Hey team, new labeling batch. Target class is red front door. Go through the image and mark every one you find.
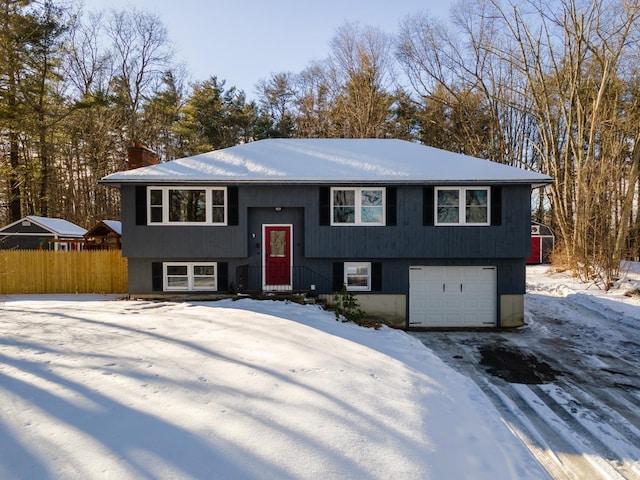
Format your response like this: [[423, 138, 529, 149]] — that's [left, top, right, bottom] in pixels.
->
[[264, 225, 291, 287]]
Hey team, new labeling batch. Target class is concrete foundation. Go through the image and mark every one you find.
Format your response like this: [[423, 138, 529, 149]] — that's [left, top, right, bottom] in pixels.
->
[[321, 293, 407, 328], [500, 294, 525, 327]]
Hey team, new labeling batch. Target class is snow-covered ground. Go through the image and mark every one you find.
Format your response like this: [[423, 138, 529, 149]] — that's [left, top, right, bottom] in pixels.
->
[[0, 264, 638, 479], [413, 264, 640, 480]]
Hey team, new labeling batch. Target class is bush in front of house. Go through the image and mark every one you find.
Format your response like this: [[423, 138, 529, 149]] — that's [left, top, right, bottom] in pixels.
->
[[333, 284, 365, 325]]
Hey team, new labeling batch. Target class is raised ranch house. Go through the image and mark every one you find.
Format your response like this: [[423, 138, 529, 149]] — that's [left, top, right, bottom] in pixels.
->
[[100, 138, 552, 328]]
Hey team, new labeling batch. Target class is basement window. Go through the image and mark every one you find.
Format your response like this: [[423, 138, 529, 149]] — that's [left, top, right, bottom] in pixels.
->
[[164, 262, 217, 291], [344, 262, 371, 291]]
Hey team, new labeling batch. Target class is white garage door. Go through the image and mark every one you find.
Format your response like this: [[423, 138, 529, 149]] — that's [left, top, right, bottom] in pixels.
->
[[409, 266, 497, 327]]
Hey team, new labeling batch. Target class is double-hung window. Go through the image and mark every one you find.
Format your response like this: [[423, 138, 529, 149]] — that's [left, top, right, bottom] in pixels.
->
[[148, 187, 227, 225], [344, 262, 372, 291], [435, 187, 490, 225], [331, 187, 385, 226], [164, 262, 217, 291]]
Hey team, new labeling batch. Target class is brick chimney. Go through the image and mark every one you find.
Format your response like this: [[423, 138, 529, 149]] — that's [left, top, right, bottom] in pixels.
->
[[127, 142, 159, 169]]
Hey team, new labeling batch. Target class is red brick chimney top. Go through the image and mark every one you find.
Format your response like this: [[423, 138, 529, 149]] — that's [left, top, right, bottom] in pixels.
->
[[128, 143, 159, 170]]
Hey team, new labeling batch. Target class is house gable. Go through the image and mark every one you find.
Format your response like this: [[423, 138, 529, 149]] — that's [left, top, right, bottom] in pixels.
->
[[0, 216, 86, 250]]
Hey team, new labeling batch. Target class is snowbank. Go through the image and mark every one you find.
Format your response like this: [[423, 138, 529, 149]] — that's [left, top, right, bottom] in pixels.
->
[[0, 296, 547, 479]]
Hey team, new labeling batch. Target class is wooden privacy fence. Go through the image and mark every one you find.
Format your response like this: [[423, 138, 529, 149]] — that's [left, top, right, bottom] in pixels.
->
[[0, 250, 128, 294]]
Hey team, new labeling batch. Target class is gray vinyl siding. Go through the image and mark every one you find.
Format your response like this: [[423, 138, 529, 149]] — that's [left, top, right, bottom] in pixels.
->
[[122, 184, 531, 259], [301, 258, 524, 295], [127, 257, 247, 294], [306, 185, 530, 258], [127, 257, 525, 297], [121, 183, 532, 296], [0, 223, 54, 250], [246, 206, 305, 268], [121, 185, 248, 258], [1, 223, 50, 234]]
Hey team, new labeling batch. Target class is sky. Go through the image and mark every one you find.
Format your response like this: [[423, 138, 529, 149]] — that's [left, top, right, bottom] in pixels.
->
[[79, 0, 453, 98]]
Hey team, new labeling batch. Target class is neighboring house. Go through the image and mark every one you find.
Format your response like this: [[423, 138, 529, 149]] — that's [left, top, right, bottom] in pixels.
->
[[527, 221, 554, 265], [100, 138, 552, 328], [0, 215, 86, 251], [84, 220, 122, 250]]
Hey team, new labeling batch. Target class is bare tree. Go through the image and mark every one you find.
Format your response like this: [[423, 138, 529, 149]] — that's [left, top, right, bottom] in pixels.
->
[[106, 8, 173, 145], [55, 5, 177, 225], [396, 4, 537, 166], [294, 61, 336, 138], [58, 7, 123, 224], [328, 23, 396, 138], [489, 0, 640, 288], [397, 0, 640, 288]]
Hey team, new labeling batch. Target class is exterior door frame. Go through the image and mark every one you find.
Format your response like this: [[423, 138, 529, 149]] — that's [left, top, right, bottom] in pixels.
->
[[262, 223, 293, 290]]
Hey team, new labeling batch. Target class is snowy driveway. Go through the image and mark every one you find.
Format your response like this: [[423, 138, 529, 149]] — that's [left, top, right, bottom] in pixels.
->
[[0, 296, 547, 480], [411, 266, 640, 480]]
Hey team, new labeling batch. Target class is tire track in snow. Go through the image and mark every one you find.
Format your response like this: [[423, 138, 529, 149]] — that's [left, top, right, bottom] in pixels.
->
[[433, 334, 621, 478], [410, 323, 640, 480]]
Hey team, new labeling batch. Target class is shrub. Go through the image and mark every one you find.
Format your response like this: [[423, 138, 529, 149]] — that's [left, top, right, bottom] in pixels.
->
[[333, 284, 365, 324]]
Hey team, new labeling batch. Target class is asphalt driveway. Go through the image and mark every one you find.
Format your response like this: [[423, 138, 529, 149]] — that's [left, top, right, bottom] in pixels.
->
[[410, 290, 640, 480]]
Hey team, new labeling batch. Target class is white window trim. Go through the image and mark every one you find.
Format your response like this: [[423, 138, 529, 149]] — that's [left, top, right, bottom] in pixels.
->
[[344, 261, 372, 292], [330, 187, 386, 226], [163, 262, 218, 291], [148, 186, 227, 225], [434, 186, 490, 226]]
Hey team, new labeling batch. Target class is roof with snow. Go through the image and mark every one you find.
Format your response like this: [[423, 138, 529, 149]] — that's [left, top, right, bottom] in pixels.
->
[[0, 216, 86, 237], [84, 220, 122, 238], [101, 220, 122, 235], [100, 138, 552, 187]]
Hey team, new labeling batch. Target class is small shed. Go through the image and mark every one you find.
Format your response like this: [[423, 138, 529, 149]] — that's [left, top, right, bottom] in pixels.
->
[[527, 222, 554, 264], [84, 220, 122, 250], [0, 215, 86, 251]]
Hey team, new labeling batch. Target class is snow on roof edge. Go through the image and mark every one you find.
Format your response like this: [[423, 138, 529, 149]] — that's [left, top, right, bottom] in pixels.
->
[[14, 215, 87, 236], [99, 138, 553, 187], [100, 177, 552, 188]]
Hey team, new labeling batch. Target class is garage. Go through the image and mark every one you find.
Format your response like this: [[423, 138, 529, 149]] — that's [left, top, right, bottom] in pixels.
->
[[409, 266, 497, 327]]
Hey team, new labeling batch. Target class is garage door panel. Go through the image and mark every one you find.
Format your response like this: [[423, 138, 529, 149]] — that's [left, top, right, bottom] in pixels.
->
[[409, 266, 497, 327]]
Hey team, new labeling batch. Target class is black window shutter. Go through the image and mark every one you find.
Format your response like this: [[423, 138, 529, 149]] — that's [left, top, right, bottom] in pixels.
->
[[151, 262, 163, 291], [319, 187, 330, 226], [423, 186, 434, 226], [491, 186, 502, 226], [332, 262, 344, 291], [371, 262, 382, 291], [228, 186, 239, 225], [218, 262, 228, 292], [385, 187, 397, 226], [135, 186, 147, 225]]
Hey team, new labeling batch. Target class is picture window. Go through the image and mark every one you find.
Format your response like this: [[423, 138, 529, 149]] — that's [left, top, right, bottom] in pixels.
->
[[148, 187, 227, 225], [331, 187, 385, 226], [435, 187, 489, 225]]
